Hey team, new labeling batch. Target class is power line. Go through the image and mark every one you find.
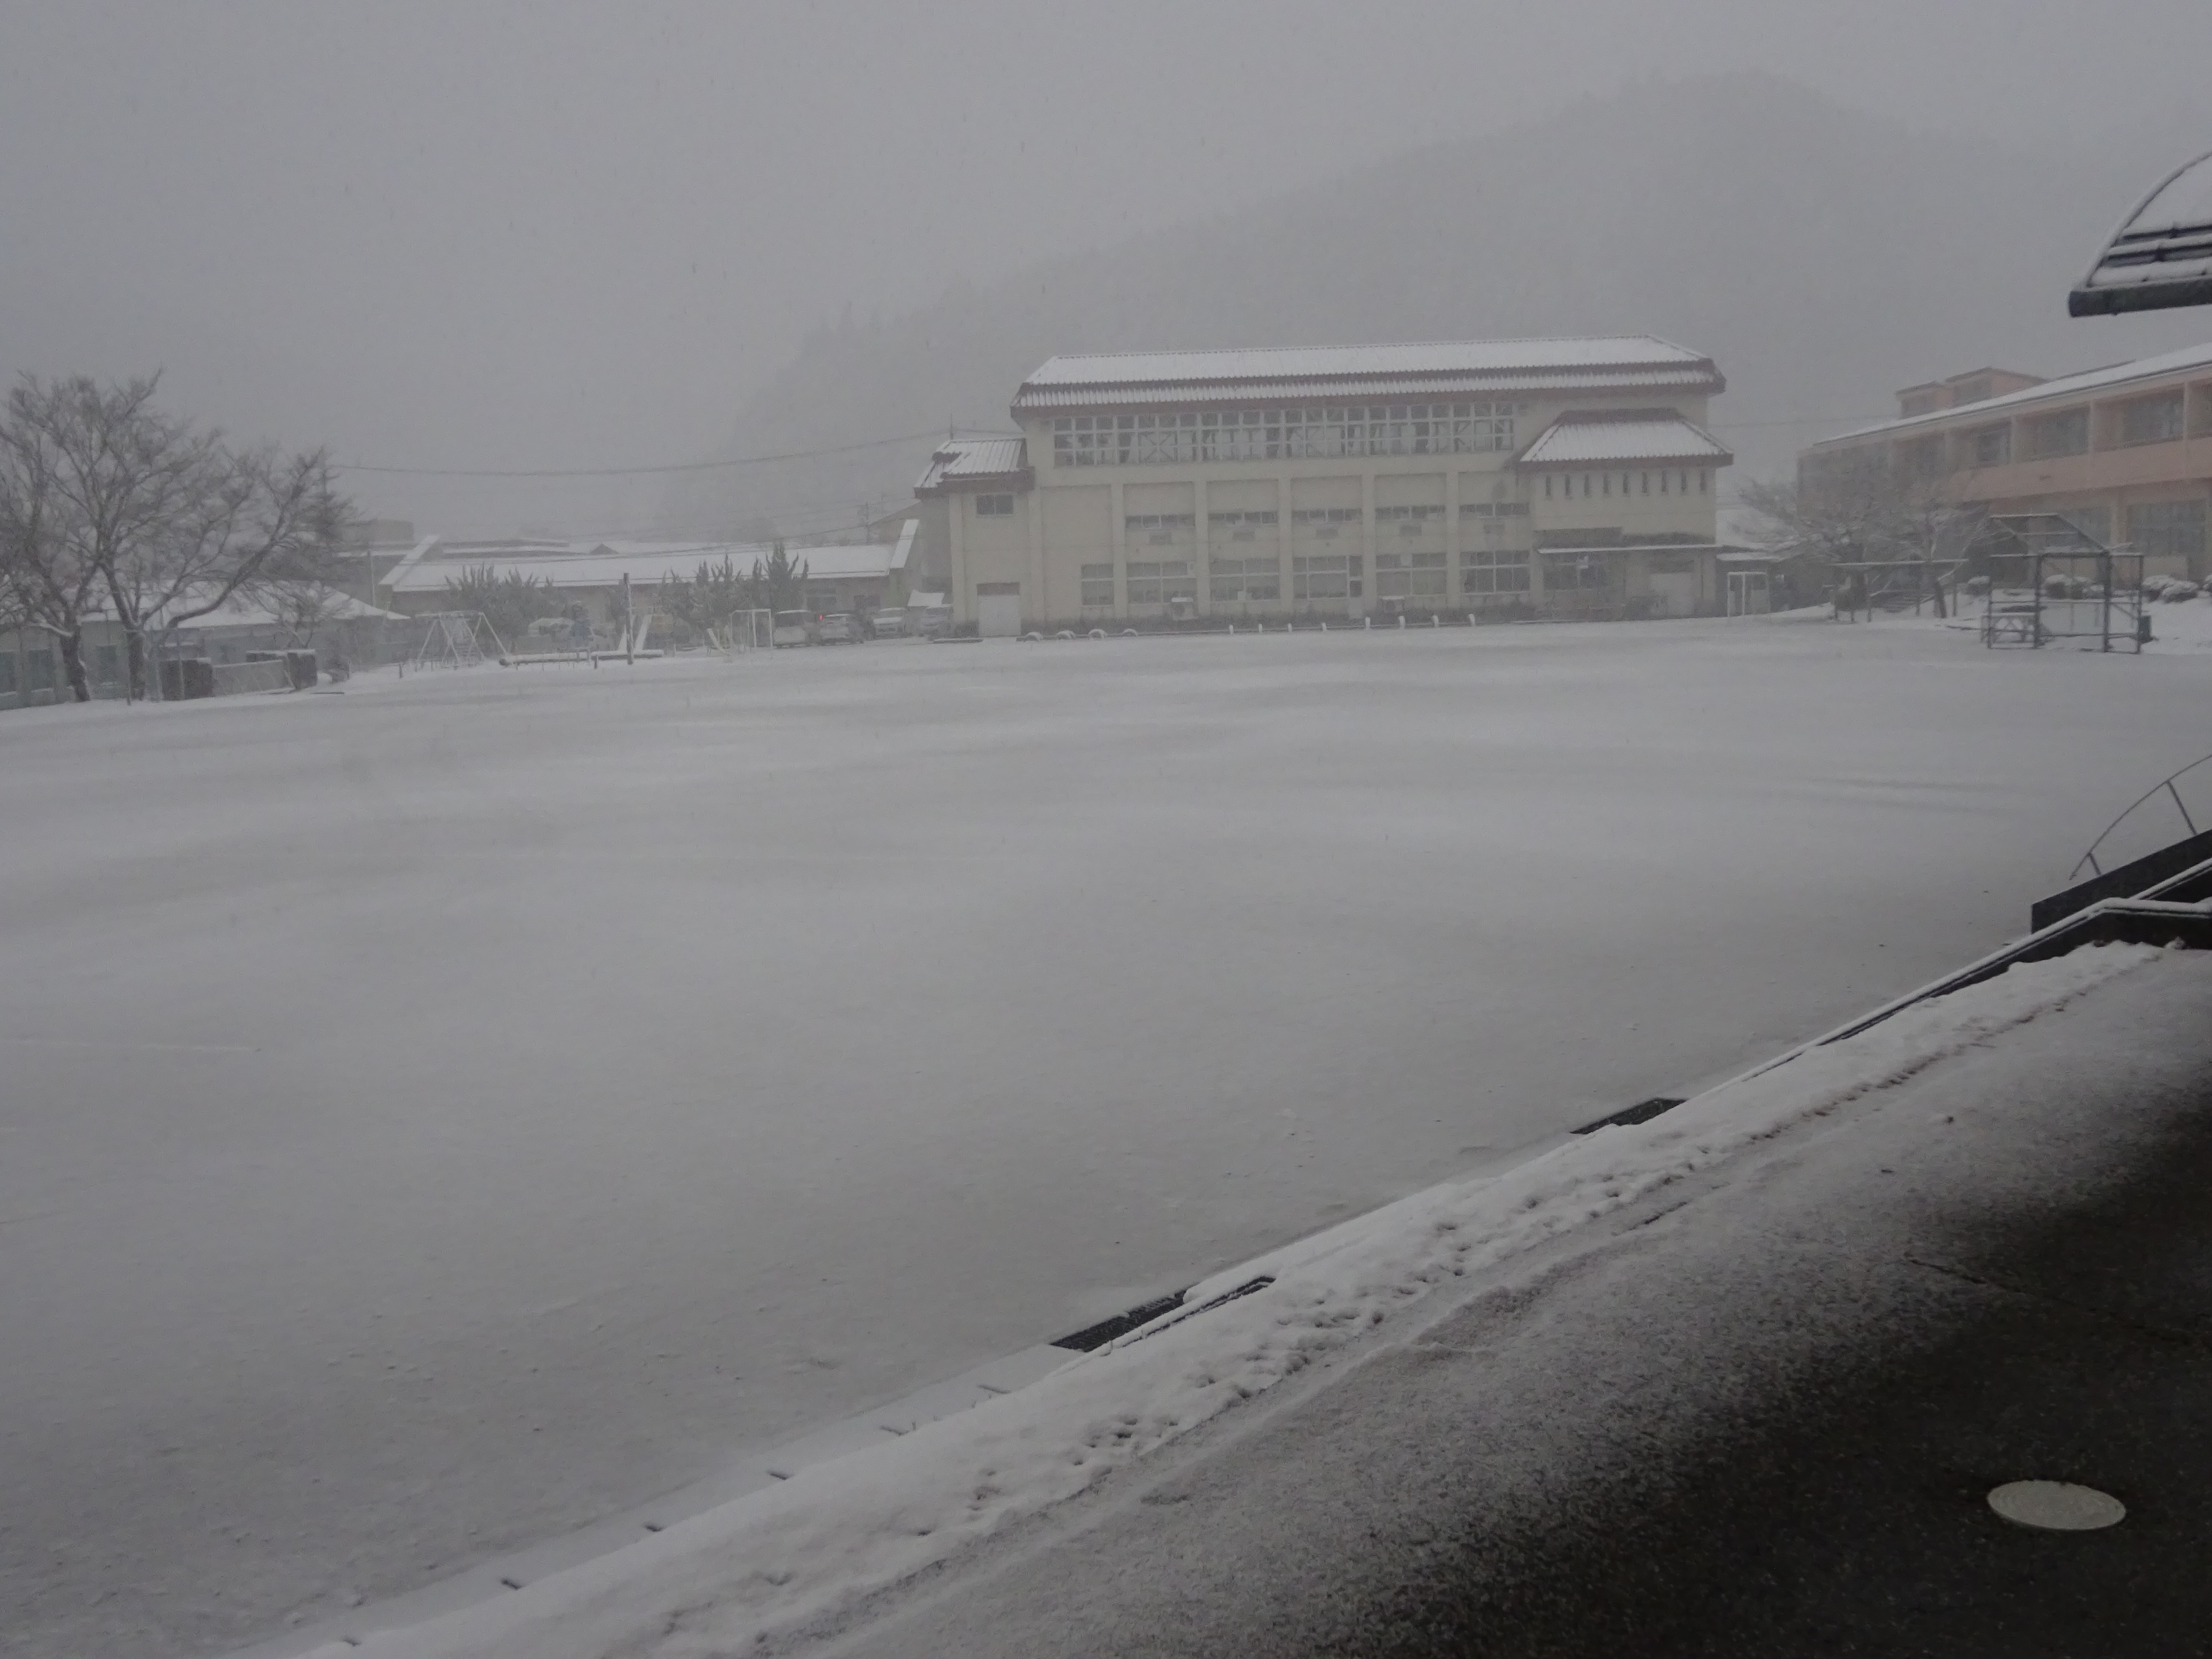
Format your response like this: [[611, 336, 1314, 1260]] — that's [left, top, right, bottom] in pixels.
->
[[334, 426, 969, 480]]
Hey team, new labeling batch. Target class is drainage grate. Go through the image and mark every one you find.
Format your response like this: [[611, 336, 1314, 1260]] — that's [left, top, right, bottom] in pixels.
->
[[1574, 1096, 1687, 1134], [1052, 1291, 1188, 1352], [1118, 1276, 1275, 1348]]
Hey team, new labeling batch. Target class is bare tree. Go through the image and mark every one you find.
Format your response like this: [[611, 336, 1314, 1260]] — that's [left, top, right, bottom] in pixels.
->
[[0, 376, 151, 700], [106, 444, 347, 699], [1738, 454, 1981, 618], [0, 373, 347, 701], [262, 551, 357, 654]]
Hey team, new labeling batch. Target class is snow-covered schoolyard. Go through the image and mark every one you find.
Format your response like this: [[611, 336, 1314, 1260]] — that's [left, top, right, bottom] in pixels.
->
[[3, 613, 2207, 1658]]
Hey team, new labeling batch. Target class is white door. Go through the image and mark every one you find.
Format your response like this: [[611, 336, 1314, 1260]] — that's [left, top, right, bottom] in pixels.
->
[[1649, 572, 1698, 617], [1726, 571, 1770, 616], [977, 595, 1023, 638]]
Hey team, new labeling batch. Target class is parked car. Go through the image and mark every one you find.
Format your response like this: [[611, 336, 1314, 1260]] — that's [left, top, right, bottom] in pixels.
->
[[867, 608, 908, 638], [772, 610, 816, 647], [816, 613, 866, 644], [912, 604, 954, 639]]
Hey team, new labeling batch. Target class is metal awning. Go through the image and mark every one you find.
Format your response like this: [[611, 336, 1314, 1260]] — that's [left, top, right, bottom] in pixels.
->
[[2070, 149, 2212, 316]]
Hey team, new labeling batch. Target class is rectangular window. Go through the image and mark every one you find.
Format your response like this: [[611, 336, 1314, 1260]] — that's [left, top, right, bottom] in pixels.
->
[[974, 493, 1015, 516], [0, 652, 15, 695], [975, 581, 1020, 595], [2126, 499, 2207, 562], [94, 644, 120, 684], [1374, 549, 1448, 598], [1209, 557, 1280, 602], [1897, 436, 1944, 478], [1377, 505, 1444, 539], [1061, 401, 1520, 465], [2060, 504, 2111, 545], [1290, 506, 1359, 541], [1125, 513, 1194, 547], [2117, 393, 2185, 447], [26, 647, 56, 691], [2028, 408, 2090, 458], [1080, 564, 1115, 607], [1124, 561, 1194, 605], [1970, 424, 2012, 468], [1542, 552, 1610, 591], [1460, 548, 1531, 594], [1292, 553, 1362, 600]]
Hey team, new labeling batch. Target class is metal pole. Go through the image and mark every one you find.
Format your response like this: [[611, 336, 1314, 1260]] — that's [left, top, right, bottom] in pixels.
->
[[622, 572, 634, 666], [2102, 551, 2113, 652]]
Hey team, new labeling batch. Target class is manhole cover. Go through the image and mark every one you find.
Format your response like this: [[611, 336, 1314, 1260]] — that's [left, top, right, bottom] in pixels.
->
[[1986, 1480, 2126, 1532]]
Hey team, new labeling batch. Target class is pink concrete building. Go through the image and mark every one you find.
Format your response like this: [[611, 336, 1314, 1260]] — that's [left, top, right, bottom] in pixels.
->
[[1800, 342, 2212, 578]]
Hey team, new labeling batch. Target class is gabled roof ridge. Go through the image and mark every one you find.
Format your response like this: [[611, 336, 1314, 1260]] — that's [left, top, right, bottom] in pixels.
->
[[1032, 333, 1693, 366], [1021, 337, 1716, 393]]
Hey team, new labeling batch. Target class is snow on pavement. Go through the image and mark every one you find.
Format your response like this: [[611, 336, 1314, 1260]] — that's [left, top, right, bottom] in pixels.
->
[[349, 939, 2165, 1659]]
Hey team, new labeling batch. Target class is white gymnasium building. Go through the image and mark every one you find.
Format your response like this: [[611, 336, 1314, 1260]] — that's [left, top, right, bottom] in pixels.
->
[[915, 337, 1745, 634]]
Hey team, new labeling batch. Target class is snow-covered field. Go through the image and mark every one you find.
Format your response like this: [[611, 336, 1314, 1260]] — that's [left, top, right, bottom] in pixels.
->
[[3, 615, 2207, 1659]]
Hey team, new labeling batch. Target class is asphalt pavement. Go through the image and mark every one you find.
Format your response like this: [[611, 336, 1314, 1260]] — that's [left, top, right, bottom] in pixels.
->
[[814, 950, 2212, 1658]]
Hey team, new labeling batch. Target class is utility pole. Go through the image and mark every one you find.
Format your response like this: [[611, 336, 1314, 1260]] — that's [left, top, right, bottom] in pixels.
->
[[621, 572, 634, 665]]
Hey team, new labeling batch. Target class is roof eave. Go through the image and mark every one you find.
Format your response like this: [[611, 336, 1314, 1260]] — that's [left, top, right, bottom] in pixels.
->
[[915, 466, 1034, 499]]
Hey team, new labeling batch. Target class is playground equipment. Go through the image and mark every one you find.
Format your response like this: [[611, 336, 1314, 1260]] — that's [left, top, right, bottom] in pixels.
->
[[1973, 513, 2144, 653], [411, 612, 507, 670]]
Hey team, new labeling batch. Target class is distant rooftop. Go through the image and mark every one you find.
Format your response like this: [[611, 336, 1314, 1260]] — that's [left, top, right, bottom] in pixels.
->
[[1516, 411, 1733, 469], [384, 536, 911, 596], [1013, 337, 1723, 412], [1816, 338, 2212, 447]]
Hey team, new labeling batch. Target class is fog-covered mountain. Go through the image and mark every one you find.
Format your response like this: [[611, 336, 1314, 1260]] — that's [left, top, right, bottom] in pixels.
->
[[667, 73, 2210, 540]]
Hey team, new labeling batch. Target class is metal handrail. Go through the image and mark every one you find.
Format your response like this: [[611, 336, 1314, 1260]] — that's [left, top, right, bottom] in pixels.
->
[[2070, 750, 2212, 880]]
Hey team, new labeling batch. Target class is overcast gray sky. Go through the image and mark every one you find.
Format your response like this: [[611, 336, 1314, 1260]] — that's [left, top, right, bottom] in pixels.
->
[[4, 0, 2209, 534]]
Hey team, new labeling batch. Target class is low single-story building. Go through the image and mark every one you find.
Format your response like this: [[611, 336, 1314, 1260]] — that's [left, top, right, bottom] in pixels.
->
[[1, 589, 407, 713], [0, 621, 127, 709], [380, 528, 920, 623]]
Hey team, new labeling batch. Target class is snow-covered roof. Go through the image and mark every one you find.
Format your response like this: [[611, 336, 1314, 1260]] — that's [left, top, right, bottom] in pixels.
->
[[1815, 337, 2212, 446], [385, 539, 905, 596], [1013, 337, 1722, 412], [84, 587, 409, 630], [1515, 412, 1733, 468], [914, 437, 1031, 493], [182, 592, 410, 630]]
